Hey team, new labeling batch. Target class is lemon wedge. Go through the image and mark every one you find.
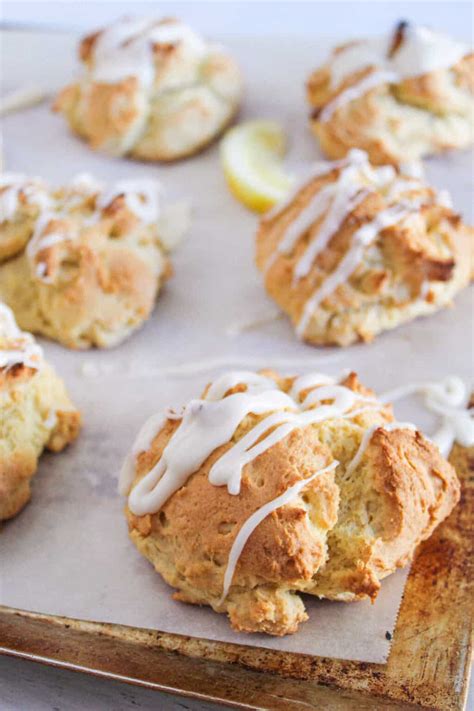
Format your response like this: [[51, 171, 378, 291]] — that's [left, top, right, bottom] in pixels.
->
[[220, 120, 293, 213]]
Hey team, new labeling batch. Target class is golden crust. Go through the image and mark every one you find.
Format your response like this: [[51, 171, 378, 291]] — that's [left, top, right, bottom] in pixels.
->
[[308, 427, 460, 601], [0, 179, 174, 349], [256, 158, 473, 346], [307, 48, 474, 164], [53, 18, 243, 162], [125, 371, 460, 636], [0, 330, 81, 520]]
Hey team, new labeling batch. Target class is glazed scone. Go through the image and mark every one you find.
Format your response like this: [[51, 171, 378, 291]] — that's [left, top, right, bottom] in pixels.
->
[[0, 304, 80, 520], [54, 17, 243, 161], [256, 149, 472, 347], [307, 22, 474, 164], [120, 369, 462, 636], [0, 173, 189, 349]]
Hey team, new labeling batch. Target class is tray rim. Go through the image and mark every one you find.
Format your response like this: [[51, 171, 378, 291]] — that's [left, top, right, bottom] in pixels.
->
[[1, 444, 472, 711]]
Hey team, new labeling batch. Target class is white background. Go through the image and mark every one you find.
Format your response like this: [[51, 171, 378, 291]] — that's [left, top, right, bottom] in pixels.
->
[[0, 2, 473, 710], [1, 0, 472, 40]]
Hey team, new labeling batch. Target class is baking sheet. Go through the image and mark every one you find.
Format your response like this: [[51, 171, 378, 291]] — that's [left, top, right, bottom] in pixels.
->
[[0, 29, 472, 664]]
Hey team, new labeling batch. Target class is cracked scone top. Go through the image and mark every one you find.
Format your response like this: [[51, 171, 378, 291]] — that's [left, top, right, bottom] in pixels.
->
[[54, 16, 243, 161], [256, 149, 472, 346], [121, 369, 462, 636], [307, 22, 473, 164], [0, 172, 189, 349], [0, 304, 80, 520]]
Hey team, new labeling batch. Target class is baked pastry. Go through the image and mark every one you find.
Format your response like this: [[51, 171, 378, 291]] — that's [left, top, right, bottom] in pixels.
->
[[0, 304, 80, 520], [54, 17, 243, 161], [307, 22, 474, 164], [0, 172, 189, 348], [121, 369, 461, 636], [256, 149, 472, 346]]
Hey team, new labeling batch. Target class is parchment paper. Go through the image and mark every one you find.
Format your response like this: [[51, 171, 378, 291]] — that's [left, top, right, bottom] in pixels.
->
[[0, 30, 472, 664]]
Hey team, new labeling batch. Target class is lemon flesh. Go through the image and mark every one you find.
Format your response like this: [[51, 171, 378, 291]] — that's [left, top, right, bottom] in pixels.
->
[[220, 120, 293, 213]]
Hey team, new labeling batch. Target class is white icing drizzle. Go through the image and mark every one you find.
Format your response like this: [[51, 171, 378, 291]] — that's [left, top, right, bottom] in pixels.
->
[[26, 211, 73, 259], [127, 388, 295, 514], [399, 161, 425, 180], [320, 69, 398, 122], [345, 421, 416, 477], [119, 412, 168, 496], [263, 150, 367, 224], [0, 303, 21, 338], [380, 376, 474, 457], [385, 176, 423, 200], [122, 370, 387, 599], [320, 24, 469, 122], [0, 173, 51, 222], [97, 178, 162, 224], [296, 201, 415, 338], [122, 370, 379, 509], [293, 187, 369, 283], [90, 17, 207, 89], [218, 460, 339, 604], [264, 161, 343, 223], [43, 410, 58, 430], [265, 150, 390, 278], [204, 370, 279, 400], [289, 372, 336, 398], [0, 303, 43, 371], [271, 186, 334, 266], [391, 25, 470, 78]]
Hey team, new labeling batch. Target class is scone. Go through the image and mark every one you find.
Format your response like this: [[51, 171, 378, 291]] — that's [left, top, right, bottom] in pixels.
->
[[307, 22, 474, 164], [0, 172, 189, 349], [54, 17, 243, 161], [256, 149, 472, 346], [0, 304, 80, 520], [120, 369, 461, 636]]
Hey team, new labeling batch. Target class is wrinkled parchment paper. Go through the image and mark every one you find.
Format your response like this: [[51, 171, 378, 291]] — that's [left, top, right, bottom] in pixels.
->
[[0, 30, 472, 663]]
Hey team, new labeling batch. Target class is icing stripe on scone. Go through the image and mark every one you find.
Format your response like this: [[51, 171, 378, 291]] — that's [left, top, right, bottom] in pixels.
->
[[264, 150, 395, 278], [319, 23, 469, 122], [345, 421, 416, 477], [97, 178, 162, 224], [380, 376, 474, 457], [296, 201, 417, 337], [320, 70, 399, 122], [90, 17, 208, 89], [219, 459, 339, 603], [0, 173, 51, 222], [0, 303, 43, 370]]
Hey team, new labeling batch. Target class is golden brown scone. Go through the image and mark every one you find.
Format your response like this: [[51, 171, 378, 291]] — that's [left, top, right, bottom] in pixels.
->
[[256, 149, 473, 347], [0, 304, 81, 520], [120, 369, 461, 636], [54, 17, 243, 162], [0, 173, 189, 349], [307, 22, 474, 164]]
